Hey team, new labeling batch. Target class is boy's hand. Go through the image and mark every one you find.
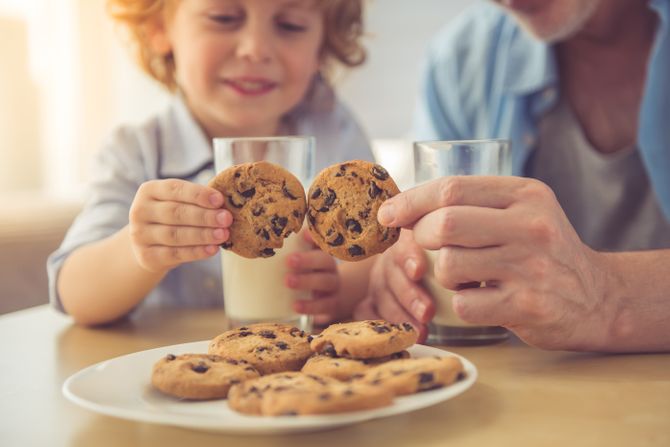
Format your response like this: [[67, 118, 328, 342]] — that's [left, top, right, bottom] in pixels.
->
[[128, 179, 232, 272], [285, 230, 342, 325]]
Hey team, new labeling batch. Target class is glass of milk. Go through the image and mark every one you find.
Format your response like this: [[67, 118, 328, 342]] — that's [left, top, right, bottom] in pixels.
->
[[213, 137, 315, 331], [414, 139, 512, 345]]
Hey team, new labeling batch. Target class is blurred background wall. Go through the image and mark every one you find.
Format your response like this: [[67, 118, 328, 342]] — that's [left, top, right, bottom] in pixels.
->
[[0, 0, 471, 312]]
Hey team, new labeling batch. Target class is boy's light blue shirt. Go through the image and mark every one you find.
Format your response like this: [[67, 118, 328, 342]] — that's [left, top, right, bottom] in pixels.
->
[[47, 93, 373, 314], [414, 0, 670, 220]]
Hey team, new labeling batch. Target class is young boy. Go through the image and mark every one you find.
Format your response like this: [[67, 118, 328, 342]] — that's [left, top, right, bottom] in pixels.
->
[[48, 0, 375, 326]]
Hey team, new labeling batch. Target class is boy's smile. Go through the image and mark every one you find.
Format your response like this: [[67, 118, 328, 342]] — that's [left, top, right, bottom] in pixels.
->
[[222, 76, 278, 96]]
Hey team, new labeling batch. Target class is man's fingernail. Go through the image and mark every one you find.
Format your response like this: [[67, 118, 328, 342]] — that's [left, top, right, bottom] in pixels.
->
[[405, 258, 418, 277], [410, 299, 427, 320], [377, 202, 394, 225]]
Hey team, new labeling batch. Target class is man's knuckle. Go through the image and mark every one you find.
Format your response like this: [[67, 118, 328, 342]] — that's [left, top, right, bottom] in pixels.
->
[[527, 216, 557, 245], [438, 177, 462, 207], [438, 208, 458, 238]]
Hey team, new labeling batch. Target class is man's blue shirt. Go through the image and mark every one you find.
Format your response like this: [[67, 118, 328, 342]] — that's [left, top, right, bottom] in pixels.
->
[[414, 0, 670, 219]]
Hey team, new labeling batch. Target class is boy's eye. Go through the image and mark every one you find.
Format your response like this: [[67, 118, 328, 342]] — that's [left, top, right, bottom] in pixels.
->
[[208, 14, 243, 25], [277, 21, 307, 33]]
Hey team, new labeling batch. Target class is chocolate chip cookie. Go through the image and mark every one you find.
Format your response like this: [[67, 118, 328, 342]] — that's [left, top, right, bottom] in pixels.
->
[[306, 161, 400, 261], [309, 320, 418, 359], [208, 161, 306, 258], [301, 351, 410, 381], [151, 353, 260, 400], [359, 356, 465, 396], [207, 323, 312, 375], [228, 371, 392, 416]]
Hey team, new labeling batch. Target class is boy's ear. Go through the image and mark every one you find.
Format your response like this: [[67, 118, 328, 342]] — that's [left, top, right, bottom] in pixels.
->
[[145, 16, 172, 56]]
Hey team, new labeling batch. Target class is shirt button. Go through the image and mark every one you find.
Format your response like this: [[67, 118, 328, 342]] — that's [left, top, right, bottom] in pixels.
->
[[204, 277, 217, 291], [523, 133, 536, 147], [542, 87, 557, 103]]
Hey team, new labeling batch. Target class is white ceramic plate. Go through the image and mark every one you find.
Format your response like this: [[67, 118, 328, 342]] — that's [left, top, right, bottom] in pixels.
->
[[63, 341, 477, 434]]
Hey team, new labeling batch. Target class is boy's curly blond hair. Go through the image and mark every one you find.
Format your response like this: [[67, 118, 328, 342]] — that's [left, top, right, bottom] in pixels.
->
[[107, 0, 366, 92]]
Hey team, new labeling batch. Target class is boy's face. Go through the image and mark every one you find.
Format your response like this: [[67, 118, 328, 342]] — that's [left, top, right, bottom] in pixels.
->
[[158, 0, 324, 137], [493, 0, 602, 43]]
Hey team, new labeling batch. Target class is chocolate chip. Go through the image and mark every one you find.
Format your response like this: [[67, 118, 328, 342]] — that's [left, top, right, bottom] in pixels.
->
[[343, 388, 354, 396], [307, 212, 316, 226], [324, 188, 337, 206], [290, 327, 301, 337], [282, 185, 298, 200], [166, 354, 176, 361], [255, 346, 270, 353], [239, 327, 248, 330], [252, 205, 265, 216], [227, 195, 243, 208], [192, 363, 209, 373], [345, 218, 362, 234], [260, 248, 275, 257], [307, 335, 314, 343], [359, 208, 370, 219], [275, 341, 289, 350], [281, 411, 298, 416], [245, 366, 256, 372], [259, 330, 277, 339], [240, 187, 256, 198], [318, 393, 331, 401], [230, 379, 241, 385], [328, 233, 344, 247], [271, 215, 288, 236], [234, 171, 241, 178], [261, 229, 270, 240], [220, 241, 233, 249], [225, 358, 239, 365], [308, 374, 329, 386], [348, 245, 365, 257], [418, 372, 434, 384], [369, 181, 382, 199], [402, 323, 414, 332], [372, 165, 389, 181], [238, 331, 253, 337], [323, 344, 337, 357], [372, 325, 391, 334], [292, 210, 301, 218], [351, 172, 358, 178], [311, 188, 322, 199]]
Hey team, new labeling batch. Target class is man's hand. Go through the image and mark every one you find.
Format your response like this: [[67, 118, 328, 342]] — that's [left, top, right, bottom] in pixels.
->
[[375, 175, 615, 351]]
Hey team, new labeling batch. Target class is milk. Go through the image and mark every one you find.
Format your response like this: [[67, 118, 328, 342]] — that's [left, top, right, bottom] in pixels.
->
[[222, 232, 311, 323], [423, 249, 476, 327]]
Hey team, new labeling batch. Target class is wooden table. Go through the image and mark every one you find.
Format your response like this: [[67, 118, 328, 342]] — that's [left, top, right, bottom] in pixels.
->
[[1, 305, 669, 446]]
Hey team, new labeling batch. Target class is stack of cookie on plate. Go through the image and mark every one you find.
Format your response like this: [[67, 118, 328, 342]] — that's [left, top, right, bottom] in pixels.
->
[[151, 320, 465, 416]]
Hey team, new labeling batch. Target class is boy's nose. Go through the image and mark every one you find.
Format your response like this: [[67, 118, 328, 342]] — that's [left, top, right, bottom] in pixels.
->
[[236, 24, 274, 63]]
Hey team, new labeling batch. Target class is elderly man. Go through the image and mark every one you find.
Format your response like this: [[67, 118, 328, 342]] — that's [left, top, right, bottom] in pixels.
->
[[357, 0, 670, 352]]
